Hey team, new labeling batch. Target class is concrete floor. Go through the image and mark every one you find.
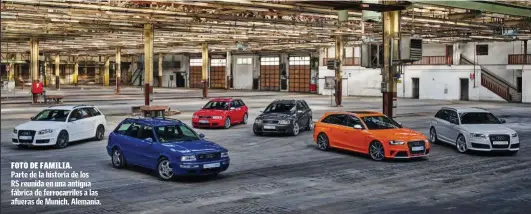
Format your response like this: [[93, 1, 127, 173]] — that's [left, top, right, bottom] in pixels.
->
[[1, 88, 531, 214]]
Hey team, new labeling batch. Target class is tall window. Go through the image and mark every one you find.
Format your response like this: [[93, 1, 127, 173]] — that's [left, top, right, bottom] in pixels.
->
[[476, 44, 488, 56]]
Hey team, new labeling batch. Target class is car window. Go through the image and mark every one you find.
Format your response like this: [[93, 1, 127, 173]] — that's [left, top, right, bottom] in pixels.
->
[[447, 110, 459, 124], [115, 121, 132, 134], [460, 112, 501, 124], [69, 109, 84, 121], [362, 115, 402, 130], [203, 101, 229, 110], [296, 102, 304, 110], [264, 102, 295, 113], [33, 109, 70, 122], [85, 107, 101, 116], [301, 101, 310, 110], [435, 109, 450, 121], [347, 116, 363, 128], [124, 123, 141, 138], [238, 100, 246, 107], [138, 125, 154, 140], [155, 124, 200, 143], [231, 101, 239, 108], [322, 114, 347, 126]]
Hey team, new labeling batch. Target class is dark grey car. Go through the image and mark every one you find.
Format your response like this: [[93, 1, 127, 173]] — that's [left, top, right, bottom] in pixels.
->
[[253, 100, 313, 136]]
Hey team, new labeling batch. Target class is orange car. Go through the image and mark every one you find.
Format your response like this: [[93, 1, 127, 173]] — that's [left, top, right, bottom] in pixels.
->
[[313, 111, 430, 161]]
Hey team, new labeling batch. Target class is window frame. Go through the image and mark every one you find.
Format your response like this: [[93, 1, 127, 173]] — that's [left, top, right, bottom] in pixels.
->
[[347, 115, 365, 129], [447, 110, 460, 125], [321, 114, 347, 126], [476, 44, 488, 56], [114, 120, 133, 134]]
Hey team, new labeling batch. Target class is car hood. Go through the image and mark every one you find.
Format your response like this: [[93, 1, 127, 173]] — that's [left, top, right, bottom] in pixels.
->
[[258, 112, 293, 120], [15, 121, 65, 131], [461, 124, 515, 134], [369, 128, 426, 141], [194, 109, 227, 116], [161, 140, 226, 154]]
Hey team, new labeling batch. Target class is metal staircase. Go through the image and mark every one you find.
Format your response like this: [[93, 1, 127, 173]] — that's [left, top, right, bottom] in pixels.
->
[[460, 54, 521, 103]]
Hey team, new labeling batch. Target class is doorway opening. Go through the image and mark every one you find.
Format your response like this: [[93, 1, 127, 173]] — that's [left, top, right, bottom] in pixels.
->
[[412, 78, 419, 99], [517, 77, 522, 93], [460, 78, 469, 101]]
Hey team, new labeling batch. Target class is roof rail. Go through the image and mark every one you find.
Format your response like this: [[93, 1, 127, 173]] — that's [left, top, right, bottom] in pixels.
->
[[471, 107, 488, 111]]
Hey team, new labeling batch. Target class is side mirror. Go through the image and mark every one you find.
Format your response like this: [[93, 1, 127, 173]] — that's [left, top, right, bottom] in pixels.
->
[[500, 119, 506, 123], [353, 124, 363, 129], [297, 110, 303, 113], [30, 116, 35, 120], [69, 118, 78, 122], [199, 133, 205, 138], [230, 107, 235, 110], [144, 137, 153, 143]]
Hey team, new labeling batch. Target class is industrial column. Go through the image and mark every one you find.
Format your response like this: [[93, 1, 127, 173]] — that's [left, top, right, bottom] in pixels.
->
[[335, 35, 344, 106], [104, 56, 110, 86], [73, 56, 79, 86], [226, 51, 232, 89], [158, 53, 163, 87], [202, 43, 209, 98], [144, 23, 154, 105], [116, 47, 121, 93], [525, 40, 528, 64], [30, 38, 39, 103], [8, 54, 14, 81], [55, 55, 60, 89], [381, 3, 400, 117]]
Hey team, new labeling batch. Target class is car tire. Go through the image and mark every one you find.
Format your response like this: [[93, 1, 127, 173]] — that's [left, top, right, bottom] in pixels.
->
[[157, 158, 174, 181], [429, 127, 439, 144], [369, 141, 385, 161], [224, 117, 231, 129], [94, 125, 105, 141], [456, 134, 468, 154], [111, 148, 126, 169], [242, 113, 248, 124], [316, 133, 330, 151], [305, 117, 313, 131], [253, 127, 263, 136], [54, 130, 69, 149], [291, 122, 300, 136]]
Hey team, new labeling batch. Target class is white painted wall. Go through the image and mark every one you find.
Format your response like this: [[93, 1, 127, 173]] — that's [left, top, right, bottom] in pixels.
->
[[520, 66, 531, 103], [233, 55, 254, 90], [422, 43, 446, 56], [160, 54, 187, 88]]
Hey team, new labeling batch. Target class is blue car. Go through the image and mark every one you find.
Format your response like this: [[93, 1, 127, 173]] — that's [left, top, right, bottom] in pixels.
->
[[106, 118, 230, 181]]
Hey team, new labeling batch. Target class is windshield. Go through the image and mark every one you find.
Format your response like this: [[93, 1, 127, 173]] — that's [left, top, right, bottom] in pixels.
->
[[264, 102, 295, 113], [460, 112, 501, 124], [362, 116, 402, 130], [32, 109, 70, 122], [203, 101, 229, 110], [155, 124, 200, 143]]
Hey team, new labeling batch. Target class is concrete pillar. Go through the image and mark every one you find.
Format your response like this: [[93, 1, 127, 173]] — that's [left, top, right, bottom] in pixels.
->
[[116, 47, 121, 93], [8, 54, 14, 81], [104, 56, 110, 86], [226, 51, 232, 89], [381, 3, 400, 118], [335, 35, 344, 106], [73, 56, 79, 86], [55, 55, 60, 89], [158, 53, 163, 87], [202, 43, 209, 98], [524, 40, 528, 64], [95, 56, 101, 84], [30, 38, 39, 84], [144, 23, 154, 105]]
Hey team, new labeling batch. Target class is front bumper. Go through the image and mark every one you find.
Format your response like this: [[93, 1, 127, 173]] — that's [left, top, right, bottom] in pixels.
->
[[12, 132, 56, 146], [253, 123, 294, 134], [192, 118, 225, 128], [172, 158, 230, 176], [388, 146, 431, 159], [468, 136, 519, 151]]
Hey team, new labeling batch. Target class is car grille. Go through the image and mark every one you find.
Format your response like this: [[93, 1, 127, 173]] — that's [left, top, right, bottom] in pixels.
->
[[407, 140, 426, 155], [263, 120, 279, 124], [510, 143, 520, 149], [489, 134, 510, 149], [198, 116, 211, 119], [471, 143, 490, 149], [196, 152, 221, 161], [18, 130, 36, 143]]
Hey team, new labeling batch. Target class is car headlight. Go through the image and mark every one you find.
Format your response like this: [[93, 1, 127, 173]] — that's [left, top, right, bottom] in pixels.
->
[[192, 115, 199, 119], [255, 119, 262, 124], [389, 140, 405, 145], [278, 120, 290, 125], [181, 155, 196, 162], [212, 116, 223, 120], [13, 129, 17, 134], [470, 133, 487, 138], [221, 152, 229, 158], [511, 133, 518, 138], [38, 129, 54, 135]]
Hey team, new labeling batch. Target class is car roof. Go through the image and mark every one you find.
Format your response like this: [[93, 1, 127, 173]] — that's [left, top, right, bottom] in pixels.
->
[[324, 111, 384, 117], [272, 99, 301, 104], [441, 107, 489, 113], [47, 105, 95, 110], [210, 97, 237, 102], [125, 118, 184, 126]]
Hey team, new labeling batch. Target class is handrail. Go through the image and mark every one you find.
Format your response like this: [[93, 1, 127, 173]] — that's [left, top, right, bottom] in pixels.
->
[[508, 54, 531, 64], [460, 54, 517, 91]]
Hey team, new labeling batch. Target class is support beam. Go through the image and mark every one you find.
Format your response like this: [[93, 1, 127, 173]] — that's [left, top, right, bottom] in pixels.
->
[[104, 56, 110, 86], [525, 40, 528, 64], [381, 3, 400, 118], [30, 38, 39, 103], [415, 0, 531, 18], [55, 55, 60, 90], [226, 51, 232, 89], [116, 47, 121, 93], [73, 56, 79, 86], [144, 23, 154, 105], [202, 43, 209, 98], [158, 53, 163, 87], [8, 54, 14, 81], [335, 35, 344, 106]]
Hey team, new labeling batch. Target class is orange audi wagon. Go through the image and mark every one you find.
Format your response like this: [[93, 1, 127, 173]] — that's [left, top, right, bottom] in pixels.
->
[[313, 111, 430, 161]]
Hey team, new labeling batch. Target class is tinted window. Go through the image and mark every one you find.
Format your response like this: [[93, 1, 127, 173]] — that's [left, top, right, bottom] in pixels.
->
[[460, 112, 501, 124], [138, 125, 154, 139], [70, 108, 90, 121], [115, 121, 132, 134], [447, 110, 459, 124], [238, 100, 246, 106], [124, 123, 141, 138], [301, 101, 310, 110], [231, 101, 239, 108], [296, 102, 304, 110], [85, 107, 101, 116], [322, 114, 347, 126], [33, 109, 70, 122], [264, 102, 295, 113], [362, 116, 402, 130], [347, 116, 363, 128], [435, 109, 450, 121], [155, 124, 200, 143], [203, 101, 229, 110]]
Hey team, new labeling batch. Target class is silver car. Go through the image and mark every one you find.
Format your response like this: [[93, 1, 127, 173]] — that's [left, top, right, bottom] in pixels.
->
[[429, 107, 519, 155]]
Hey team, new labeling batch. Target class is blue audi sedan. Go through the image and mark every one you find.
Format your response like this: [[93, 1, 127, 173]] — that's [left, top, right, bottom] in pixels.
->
[[106, 118, 230, 181]]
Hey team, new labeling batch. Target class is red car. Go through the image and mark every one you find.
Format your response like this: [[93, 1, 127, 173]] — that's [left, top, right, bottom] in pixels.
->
[[192, 98, 248, 129]]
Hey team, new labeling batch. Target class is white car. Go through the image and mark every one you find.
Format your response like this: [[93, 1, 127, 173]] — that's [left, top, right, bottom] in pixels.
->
[[429, 107, 519, 155], [12, 105, 107, 149]]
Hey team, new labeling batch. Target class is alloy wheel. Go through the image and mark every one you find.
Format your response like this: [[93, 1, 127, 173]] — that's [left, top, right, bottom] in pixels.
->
[[158, 159, 174, 180], [429, 128, 437, 143], [243, 114, 248, 124], [96, 126, 105, 140], [456, 135, 468, 153], [292, 122, 300, 136], [55, 131, 69, 149], [369, 142, 385, 161], [112, 149, 123, 168], [224, 118, 231, 129], [317, 133, 329, 151]]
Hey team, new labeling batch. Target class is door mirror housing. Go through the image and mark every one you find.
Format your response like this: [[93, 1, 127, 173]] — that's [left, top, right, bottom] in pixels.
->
[[500, 119, 506, 123], [353, 124, 363, 129], [297, 110, 303, 113], [230, 107, 236, 110], [199, 133, 205, 139], [30, 116, 35, 120], [69, 117, 78, 122], [144, 137, 153, 143]]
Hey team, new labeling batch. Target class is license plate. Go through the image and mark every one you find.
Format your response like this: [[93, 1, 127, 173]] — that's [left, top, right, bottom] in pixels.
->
[[199, 119, 209, 124], [411, 146, 424, 151], [493, 141, 508, 145], [203, 163, 220, 169], [19, 136, 32, 140], [263, 125, 275, 130]]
